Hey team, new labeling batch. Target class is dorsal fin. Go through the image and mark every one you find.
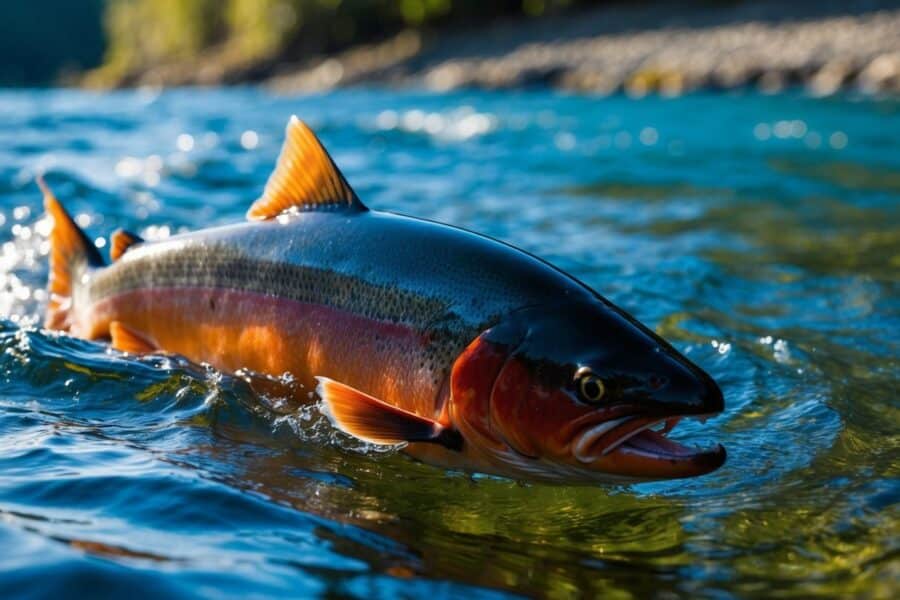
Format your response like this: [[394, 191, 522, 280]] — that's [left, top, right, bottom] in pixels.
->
[[246, 116, 366, 220], [110, 229, 144, 261]]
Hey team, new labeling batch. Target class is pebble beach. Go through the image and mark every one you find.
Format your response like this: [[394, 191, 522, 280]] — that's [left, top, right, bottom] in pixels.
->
[[265, 1, 900, 96]]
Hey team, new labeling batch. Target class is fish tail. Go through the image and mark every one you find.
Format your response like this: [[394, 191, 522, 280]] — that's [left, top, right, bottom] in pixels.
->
[[38, 176, 104, 331]]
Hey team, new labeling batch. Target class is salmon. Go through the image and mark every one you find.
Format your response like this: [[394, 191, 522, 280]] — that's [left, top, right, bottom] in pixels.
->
[[41, 116, 725, 483]]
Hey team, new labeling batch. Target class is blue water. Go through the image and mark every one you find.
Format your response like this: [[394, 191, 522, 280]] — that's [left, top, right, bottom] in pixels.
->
[[0, 88, 897, 598]]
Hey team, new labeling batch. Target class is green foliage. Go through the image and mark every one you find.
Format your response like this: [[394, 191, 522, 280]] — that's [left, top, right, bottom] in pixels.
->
[[89, 0, 581, 86], [226, 0, 300, 58], [96, 0, 223, 82]]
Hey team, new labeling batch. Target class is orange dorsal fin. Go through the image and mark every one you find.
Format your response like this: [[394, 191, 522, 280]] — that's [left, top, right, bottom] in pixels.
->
[[109, 321, 156, 354], [246, 116, 365, 220], [39, 176, 104, 331], [110, 229, 144, 261], [316, 377, 462, 450]]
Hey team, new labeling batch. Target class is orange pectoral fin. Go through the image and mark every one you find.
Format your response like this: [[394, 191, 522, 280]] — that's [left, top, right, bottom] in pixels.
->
[[109, 321, 157, 354], [316, 377, 462, 450]]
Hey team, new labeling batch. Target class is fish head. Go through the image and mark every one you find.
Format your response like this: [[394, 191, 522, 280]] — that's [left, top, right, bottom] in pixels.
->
[[450, 301, 725, 482]]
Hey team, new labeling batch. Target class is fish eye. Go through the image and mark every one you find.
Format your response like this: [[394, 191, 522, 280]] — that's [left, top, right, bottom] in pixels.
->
[[574, 367, 606, 404]]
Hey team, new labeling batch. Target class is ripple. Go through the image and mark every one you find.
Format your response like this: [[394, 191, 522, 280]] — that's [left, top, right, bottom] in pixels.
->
[[0, 88, 897, 598]]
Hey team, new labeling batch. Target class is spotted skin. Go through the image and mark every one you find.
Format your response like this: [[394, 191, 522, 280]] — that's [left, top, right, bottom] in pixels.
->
[[73, 210, 595, 423]]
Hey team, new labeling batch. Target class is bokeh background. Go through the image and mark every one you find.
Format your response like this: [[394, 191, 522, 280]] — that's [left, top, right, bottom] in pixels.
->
[[4, 1, 899, 95]]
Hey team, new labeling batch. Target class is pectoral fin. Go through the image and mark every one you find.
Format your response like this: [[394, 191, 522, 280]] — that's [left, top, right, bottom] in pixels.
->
[[315, 377, 461, 450], [109, 321, 156, 354]]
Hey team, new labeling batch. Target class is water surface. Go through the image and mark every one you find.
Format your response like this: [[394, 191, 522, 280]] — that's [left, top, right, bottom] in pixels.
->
[[0, 88, 897, 598]]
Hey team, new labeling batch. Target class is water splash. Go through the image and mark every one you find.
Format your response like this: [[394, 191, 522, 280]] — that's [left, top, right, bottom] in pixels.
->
[[0, 88, 897, 597]]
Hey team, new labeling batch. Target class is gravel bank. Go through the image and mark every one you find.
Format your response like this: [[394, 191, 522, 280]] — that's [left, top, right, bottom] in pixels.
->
[[268, 0, 900, 96]]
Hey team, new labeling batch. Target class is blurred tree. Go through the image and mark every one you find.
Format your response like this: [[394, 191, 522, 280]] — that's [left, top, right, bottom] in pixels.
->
[[97, 0, 224, 82], [85, 0, 580, 87]]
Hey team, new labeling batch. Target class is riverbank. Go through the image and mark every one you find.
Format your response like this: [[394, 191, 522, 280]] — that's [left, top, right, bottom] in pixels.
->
[[267, 1, 900, 96], [88, 1, 900, 96]]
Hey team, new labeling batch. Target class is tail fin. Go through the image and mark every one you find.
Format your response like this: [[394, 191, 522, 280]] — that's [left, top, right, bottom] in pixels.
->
[[39, 177, 104, 331]]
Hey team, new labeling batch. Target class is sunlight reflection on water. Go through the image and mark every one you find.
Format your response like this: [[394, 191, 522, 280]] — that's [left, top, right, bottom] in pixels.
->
[[0, 88, 897, 598]]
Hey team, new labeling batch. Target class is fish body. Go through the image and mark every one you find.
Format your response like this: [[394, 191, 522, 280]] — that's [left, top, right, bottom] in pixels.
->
[[79, 210, 591, 417], [42, 117, 725, 483]]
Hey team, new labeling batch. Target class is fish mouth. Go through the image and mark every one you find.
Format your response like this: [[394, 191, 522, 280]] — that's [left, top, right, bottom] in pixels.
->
[[572, 414, 726, 480]]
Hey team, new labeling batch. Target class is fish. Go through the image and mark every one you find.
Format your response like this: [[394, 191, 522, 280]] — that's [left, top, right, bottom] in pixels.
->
[[40, 116, 725, 484]]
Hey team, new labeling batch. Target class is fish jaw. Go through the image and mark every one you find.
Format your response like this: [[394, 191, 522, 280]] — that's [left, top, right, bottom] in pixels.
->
[[485, 355, 727, 482], [569, 414, 726, 480]]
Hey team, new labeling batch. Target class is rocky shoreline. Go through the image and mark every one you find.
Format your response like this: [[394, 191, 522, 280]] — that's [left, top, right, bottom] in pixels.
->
[[265, 1, 900, 96]]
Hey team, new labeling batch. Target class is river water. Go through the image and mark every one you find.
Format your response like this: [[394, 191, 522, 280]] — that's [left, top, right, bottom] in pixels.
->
[[0, 88, 897, 598]]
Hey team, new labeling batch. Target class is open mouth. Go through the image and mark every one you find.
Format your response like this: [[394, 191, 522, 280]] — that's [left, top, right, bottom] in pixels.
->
[[573, 414, 726, 479]]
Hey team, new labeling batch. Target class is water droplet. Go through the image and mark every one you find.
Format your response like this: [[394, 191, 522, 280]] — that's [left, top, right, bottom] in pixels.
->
[[176, 134, 195, 152], [829, 131, 848, 149], [240, 130, 259, 150], [554, 132, 576, 151], [424, 113, 444, 135], [639, 127, 658, 145], [773, 120, 792, 139], [402, 110, 426, 131], [754, 123, 771, 140], [790, 120, 807, 137], [115, 156, 143, 178], [773, 339, 791, 363], [376, 110, 399, 130]]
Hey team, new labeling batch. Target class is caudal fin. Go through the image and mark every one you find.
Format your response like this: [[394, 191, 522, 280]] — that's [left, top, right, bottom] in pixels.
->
[[39, 177, 104, 331]]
